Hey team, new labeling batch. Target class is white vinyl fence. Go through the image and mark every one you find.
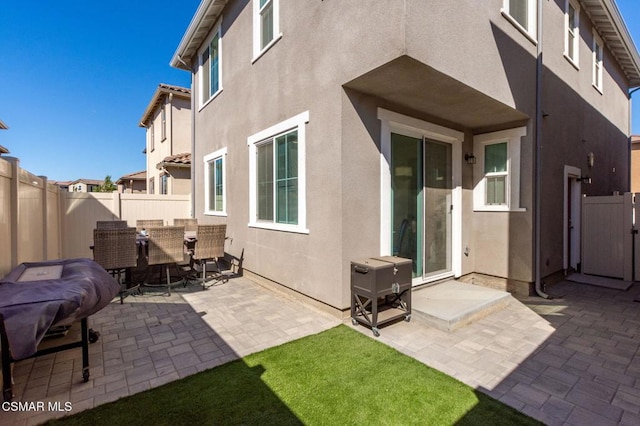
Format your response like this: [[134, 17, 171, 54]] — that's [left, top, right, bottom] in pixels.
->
[[581, 193, 634, 281], [0, 155, 191, 277], [62, 192, 190, 259]]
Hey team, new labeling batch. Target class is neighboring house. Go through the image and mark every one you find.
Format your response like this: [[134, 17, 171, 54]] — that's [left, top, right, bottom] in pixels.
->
[[68, 179, 102, 193], [0, 119, 9, 155], [171, 0, 640, 314], [52, 181, 71, 191], [139, 84, 192, 195], [631, 135, 640, 192], [116, 170, 147, 193]]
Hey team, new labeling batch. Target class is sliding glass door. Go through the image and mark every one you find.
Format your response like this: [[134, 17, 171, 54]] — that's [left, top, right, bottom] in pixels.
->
[[391, 133, 452, 283]]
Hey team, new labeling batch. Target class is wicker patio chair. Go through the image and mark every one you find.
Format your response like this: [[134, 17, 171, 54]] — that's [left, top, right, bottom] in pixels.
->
[[144, 225, 186, 296], [96, 220, 128, 230], [173, 218, 198, 233], [136, 219, 164, 233], [92, 227, 139, 303], [188, 224, 229, 289]]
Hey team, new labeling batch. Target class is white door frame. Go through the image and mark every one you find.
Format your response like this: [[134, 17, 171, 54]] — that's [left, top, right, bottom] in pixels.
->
[[378, 108, 463, 284], [563, 165, 582, 272]]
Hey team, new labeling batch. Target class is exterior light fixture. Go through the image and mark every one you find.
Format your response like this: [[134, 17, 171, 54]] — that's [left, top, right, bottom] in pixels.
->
[[464, 153, 476, 164], [577, 176, 592, 184], [587, 152, 595, 168]]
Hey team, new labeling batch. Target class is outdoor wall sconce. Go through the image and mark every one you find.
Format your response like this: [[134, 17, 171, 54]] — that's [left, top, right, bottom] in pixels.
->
[[577, 176, 592, 184], [587, 152, 595, 168], [464, 153, 476, 164]]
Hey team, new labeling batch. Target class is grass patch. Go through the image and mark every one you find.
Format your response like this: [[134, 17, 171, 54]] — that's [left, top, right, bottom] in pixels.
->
[[49, 325, 540, 425]]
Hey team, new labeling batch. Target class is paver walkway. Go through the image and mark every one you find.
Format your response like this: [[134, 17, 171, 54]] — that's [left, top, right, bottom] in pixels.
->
[[2, 276, 640, 425]]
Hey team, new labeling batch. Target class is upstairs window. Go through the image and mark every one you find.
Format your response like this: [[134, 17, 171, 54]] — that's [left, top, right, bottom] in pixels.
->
[[253, 0, 280, 61], [564, 0, 580, 67], [148, 178, 155, 195], [502, 0, 537, 40], [149, 123, 155, 152], [161, 103, 167, 141], [593, 31, 604, 93], [199, 23, 222, 107]]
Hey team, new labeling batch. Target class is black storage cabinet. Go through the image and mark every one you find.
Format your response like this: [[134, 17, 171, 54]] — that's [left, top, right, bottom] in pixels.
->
[[350, 256, 412, 336]]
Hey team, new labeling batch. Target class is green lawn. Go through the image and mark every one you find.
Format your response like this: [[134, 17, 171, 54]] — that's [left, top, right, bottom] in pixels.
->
[[49, 325, 540, 425]]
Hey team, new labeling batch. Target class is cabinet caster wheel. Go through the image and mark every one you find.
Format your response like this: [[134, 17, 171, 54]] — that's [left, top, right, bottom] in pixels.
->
[[372, 327, 380, 337], [351, 318, 358, 326], [88, 329, 100, 343], [82, 370, 90, 382]]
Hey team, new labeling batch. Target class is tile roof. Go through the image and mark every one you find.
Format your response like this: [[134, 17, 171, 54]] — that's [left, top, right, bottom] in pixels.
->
[[157, 152, 191, 169], [0, 145, 8, 154], [117, 170, 147, 181], [138, 83, 191, 127]]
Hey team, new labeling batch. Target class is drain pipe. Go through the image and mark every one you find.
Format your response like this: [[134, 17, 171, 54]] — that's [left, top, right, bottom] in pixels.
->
[[534, 0, 551, 299]]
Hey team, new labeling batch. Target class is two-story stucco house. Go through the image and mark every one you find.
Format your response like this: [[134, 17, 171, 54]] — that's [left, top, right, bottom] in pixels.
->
[[139, 84, 192, 195], [171, 0, 640, 314]]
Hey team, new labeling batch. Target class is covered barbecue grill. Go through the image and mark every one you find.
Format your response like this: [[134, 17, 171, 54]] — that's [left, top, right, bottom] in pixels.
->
[[0, 258, 120, 401], [350, 256, 412, 336]]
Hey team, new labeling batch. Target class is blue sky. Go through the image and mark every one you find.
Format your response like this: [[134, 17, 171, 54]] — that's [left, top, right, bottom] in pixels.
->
[[1, 1, 639, 182]]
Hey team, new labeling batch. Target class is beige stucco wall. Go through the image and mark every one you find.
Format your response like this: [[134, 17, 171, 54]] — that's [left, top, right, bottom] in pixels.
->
[[186, 0, 633, 309], [145, 94, 191, 194]]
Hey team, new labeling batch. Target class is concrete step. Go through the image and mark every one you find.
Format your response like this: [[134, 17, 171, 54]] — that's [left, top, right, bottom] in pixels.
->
[[410, 280, 512, 331]]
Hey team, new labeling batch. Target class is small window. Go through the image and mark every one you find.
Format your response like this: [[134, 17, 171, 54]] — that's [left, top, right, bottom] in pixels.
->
[[148, 178, 155, 195], [161, 103, 167, 141], [150, 123, 155, 152], [253, 0, 280, 60], [564, 0, 580, 66], [204, 148, 227, 216], [199, 23, 222, 107], [503, 0, 537, 40], [160, 173, 168, 195], [593, 31, 603, 92], [484, 143, 508, 205], [248, 111, 309, 233], [473, 127, 526, 212]]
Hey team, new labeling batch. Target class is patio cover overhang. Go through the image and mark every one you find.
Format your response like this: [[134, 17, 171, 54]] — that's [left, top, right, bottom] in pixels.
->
[[343, 55, 530, 134]]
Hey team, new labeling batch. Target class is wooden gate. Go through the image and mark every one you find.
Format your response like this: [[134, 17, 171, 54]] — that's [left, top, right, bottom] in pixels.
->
[[581, 193, 634, 281]]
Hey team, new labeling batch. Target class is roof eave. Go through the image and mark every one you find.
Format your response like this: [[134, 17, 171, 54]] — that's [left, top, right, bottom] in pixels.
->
[[170, 0, 228, 71], [138, 85, 191, 127], [583, 0, 640, 88]]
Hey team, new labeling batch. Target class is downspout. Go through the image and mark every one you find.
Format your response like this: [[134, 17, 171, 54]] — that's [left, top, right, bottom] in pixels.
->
[[534, 0, 551, 299]]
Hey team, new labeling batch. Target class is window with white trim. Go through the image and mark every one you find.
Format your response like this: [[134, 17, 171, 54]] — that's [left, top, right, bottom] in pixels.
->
[[248, 111, 309, 233], [199, 23, 222, 107], [253, 0, 280, 60], [502, 0, 537, 39], [148, 178, 155, 195], [149, 123, 155, 152], [204, 148, 227, 216], [564, 0, 580, 66], [160, 173, 168, 195], [593, 30, 603, 92], [161, 103, 167, 141], [473, 127, 526, 212]]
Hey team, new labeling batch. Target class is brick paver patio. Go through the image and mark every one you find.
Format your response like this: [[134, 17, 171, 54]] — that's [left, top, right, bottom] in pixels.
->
[[2, 276, 640, 425]]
